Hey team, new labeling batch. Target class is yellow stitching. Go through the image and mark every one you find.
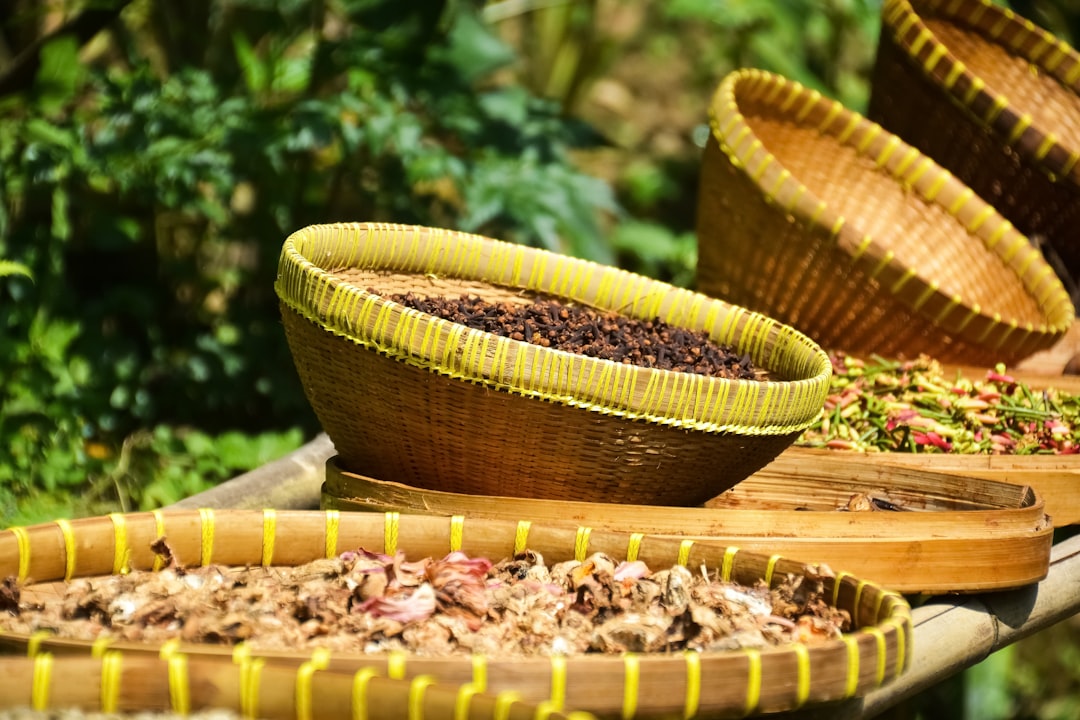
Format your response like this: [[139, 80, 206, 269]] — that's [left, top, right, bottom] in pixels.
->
[[472, 654, 488, 693], [855, 124, 881, 154], [351, 668, 379, 720], [923, 170, 950, 202], [408, 675, 436, 720], [453, 684, 479, 720], [198, 508, 215, 566], [795, 90, 821, 122], [870, 250, 896, 279], [832, 572, 850, 606], [261, 509, 276, 567], [963, 76, 986, 106], [677, 540, 694, 567], [817, 100, 843, 133], [1035, 132, 1058, 161], [836, 114, 861, 145], [574, 527, 592, 561], [1007, 114, 1032, 145], [948, 188, 974, 216], [721, 547, 739, 582], [683, 651, 701, 719], [514, 521, 531, 556], [449, 515, 465, 553], [28, 630, 51, 657], [493, 691, 522, 720], [325, 510, 340, 559], [1066, 60, 1080, 86], [168, 651, 191, 715], [985, 94, 1008, 124], [944, 60, 966, 89], [100, 651, 122, 714], [240, 657, 265, 719], [910, 27, 932, 55], [621, 653, 640, 719], [55, 519, 75, 582], [297, 648, 332, 720], [109, 513, 129, 575], [865, 626, 888, 686], [967, 206, 995, 233], [92, 636, 112, 659], [626, 533, 644, 562], [875, 135, 901, 167], [890, 267, 918, 294], [764, 554, 783, 586], [550, 655, 567, 710], [384, 512, 400, 555], [31, 652, 52, 710], [388, 650, 407, 680], [925, 43, 947, 73], [892, 615, 907, 678], [843, 635, 860, 697], [11, 526, 30, 582], [794, 643, 811, 707], [744, 649, 762, 714]]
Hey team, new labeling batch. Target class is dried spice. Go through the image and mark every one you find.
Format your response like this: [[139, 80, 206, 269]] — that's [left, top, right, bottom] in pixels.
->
[[797, 353, 1080, 454], [2, 545, 848, 656], [383, 291, 767, 381]]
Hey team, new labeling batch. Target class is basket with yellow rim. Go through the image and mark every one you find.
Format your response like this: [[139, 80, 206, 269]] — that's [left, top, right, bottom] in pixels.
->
[[276, 222, 832, 506]]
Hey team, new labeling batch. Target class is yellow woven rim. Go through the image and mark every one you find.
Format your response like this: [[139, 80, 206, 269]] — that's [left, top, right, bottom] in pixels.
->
[[709, 68, 1075, 353], [276, 222, 832, 436], [0, 509, 913, 716], [882, 0, 1080, 182]]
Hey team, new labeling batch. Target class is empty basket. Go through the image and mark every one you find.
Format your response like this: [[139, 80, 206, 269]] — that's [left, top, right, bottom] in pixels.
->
[[276, 222, 832, 506], [869, 0, 1080, 302], [696, 68, 1074, 365]]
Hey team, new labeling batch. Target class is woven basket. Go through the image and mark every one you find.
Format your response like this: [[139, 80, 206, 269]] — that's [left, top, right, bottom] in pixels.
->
[[0, 510, 911, 718], [869, 0, 1080, 303], [696, 68, 1074, 365], [323, 454, 1052, 594], [0, 655, 590, 720], [276, 222, 832, 506]]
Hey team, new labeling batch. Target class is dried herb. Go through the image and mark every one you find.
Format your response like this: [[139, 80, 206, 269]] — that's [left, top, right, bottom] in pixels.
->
[[2, 548, 848, 656], [797, 353, 1080, 455], [384, 291, 767, 381]]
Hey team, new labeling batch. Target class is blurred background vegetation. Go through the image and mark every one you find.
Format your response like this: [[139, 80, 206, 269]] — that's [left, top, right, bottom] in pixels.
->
[[1, 0, 1079, 717]]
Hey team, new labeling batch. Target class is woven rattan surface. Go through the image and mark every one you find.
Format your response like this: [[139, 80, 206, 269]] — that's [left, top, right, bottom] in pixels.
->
[[0, 654, 589, 720], [869, 0, 1080, 300], [0, 509, 912, 719], [276, 222, 832, 506], [697, 68, 1073, 364]]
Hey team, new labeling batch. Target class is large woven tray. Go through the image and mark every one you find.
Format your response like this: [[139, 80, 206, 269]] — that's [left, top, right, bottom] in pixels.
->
[[0, 654, 589, 720], [0, 510, 910, 718], [323, 455, 1052, 594]]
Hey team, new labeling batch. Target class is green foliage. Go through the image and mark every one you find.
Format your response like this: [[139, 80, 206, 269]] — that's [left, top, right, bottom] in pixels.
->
[[0, 0, 616, 522]]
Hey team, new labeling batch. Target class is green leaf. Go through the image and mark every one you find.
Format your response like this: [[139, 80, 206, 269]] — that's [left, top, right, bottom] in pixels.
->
[[442, 6, 517, 82], [34, 35, 81, 115], [0, 260, 32, 280], [233, 33, 268, 94]]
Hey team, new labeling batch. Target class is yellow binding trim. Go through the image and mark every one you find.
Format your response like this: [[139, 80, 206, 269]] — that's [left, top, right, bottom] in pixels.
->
[[261, 509, 276, 567], [31, 652, 53, 710], [352, 667, 378, 720]]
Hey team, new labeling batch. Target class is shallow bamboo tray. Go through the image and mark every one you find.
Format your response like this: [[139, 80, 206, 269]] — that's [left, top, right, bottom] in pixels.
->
[[0, 510, 910, 719], [323, 455, 1052, 594], [868, 0, 1080, 301], [0, 654, 589, 720], [696, 68, 1074, 365], [782, 447, 1080, 527], [276, 222, 832, 507]]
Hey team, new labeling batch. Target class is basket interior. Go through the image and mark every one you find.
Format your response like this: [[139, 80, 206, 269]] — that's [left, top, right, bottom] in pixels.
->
[[736, 102, 1045, 324], [923, 17, 1080, 153]]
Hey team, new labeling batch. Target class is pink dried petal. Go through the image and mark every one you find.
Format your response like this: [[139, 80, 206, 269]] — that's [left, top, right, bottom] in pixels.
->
[[613, 561, 650, 582], [986, 370, 1015, 384], [357, 583, 436, 623]]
